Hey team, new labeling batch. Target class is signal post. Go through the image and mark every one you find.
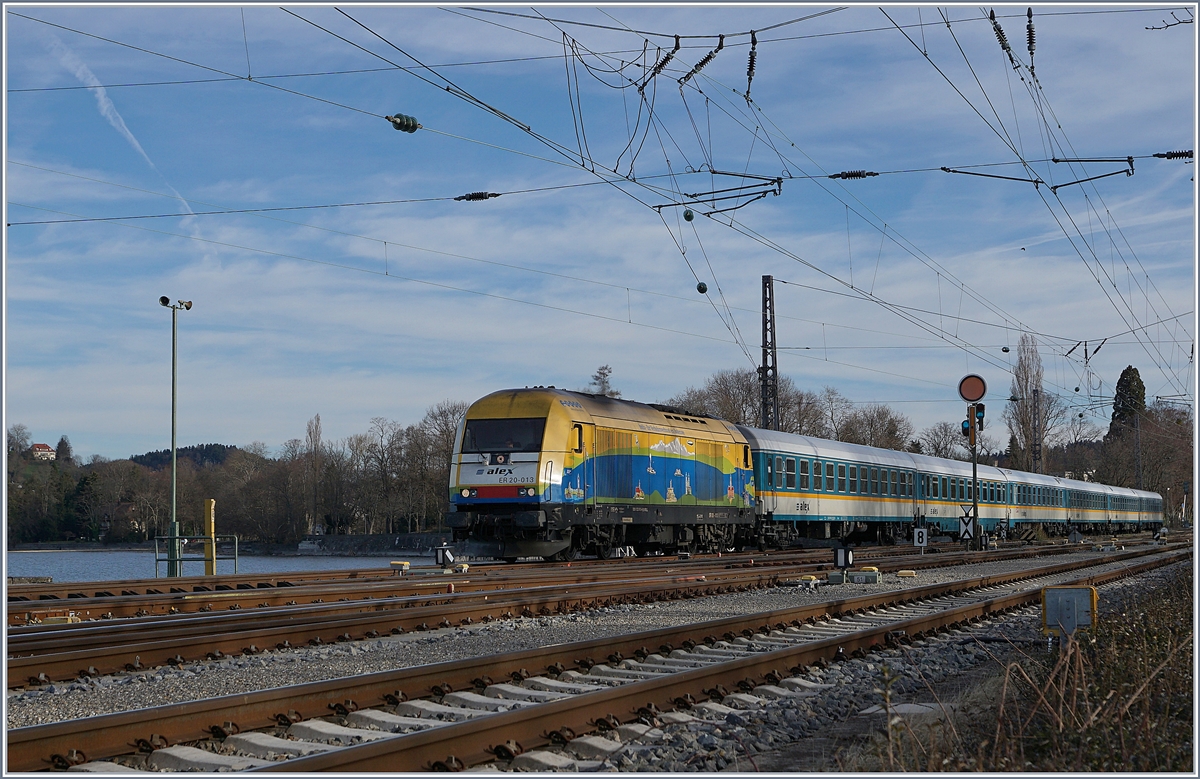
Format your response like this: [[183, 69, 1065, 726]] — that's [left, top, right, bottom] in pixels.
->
[[958, 375, 987, 552]]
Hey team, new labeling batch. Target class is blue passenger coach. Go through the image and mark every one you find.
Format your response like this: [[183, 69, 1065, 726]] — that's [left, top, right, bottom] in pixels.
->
[[738, 426, 1161, 543]]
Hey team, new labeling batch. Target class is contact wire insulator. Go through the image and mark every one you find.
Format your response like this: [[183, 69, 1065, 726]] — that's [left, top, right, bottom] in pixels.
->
[[990, 10, 1011, 53], [746, 31, 758, 100], [679, 34, 724, 86], [454, 192, 501, 201], [640, 35, 681, 91], [829, 170, 879, 180], [1026, 8, 1036, 60]]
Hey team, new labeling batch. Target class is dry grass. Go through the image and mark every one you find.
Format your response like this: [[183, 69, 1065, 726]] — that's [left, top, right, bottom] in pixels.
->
[[856, 565, 1194, 772]]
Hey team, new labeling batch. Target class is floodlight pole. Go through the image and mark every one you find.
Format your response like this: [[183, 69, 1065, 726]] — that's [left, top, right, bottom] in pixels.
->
[[161, 297, 190, 577], [169, 303, 180, 577]]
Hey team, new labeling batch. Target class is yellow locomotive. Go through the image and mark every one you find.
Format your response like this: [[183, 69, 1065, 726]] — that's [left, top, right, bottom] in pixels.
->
[[446, 387, 754, 561]]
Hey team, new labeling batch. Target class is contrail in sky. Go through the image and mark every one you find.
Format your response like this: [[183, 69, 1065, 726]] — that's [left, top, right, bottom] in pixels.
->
[[45, 32, 196, 216]]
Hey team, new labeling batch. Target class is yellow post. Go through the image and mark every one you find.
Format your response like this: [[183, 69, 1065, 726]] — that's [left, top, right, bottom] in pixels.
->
[[203, 499, 217, 576]]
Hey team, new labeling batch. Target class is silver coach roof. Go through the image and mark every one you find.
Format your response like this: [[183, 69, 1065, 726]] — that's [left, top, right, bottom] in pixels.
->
[[737, 426, 1160, 501], [736, 426, 1009, 481]]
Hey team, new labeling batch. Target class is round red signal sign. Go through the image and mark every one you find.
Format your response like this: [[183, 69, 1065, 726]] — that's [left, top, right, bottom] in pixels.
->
[[958, 374, 987, 403]]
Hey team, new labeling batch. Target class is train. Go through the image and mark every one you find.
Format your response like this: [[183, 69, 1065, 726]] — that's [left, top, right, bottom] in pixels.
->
[[445, 387, 1163, 561]]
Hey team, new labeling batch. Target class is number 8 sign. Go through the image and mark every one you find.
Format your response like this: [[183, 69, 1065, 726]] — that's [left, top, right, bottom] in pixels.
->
[[913, 527, 928, 547]]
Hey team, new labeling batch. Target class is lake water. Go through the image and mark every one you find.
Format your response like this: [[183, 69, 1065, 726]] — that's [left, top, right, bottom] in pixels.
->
[[5, 550, 435, 583]]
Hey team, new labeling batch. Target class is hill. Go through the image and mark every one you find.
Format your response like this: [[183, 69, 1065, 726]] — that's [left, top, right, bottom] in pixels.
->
[[130, 443, 238, 470]]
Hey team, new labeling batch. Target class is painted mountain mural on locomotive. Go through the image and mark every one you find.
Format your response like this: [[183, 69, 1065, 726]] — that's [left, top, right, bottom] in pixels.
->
[[563, 431, 751, 506]]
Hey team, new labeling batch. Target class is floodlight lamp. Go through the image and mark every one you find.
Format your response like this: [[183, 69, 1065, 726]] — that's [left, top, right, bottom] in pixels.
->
[[160, 296, 170, 307], [181, 301, 193, 310]]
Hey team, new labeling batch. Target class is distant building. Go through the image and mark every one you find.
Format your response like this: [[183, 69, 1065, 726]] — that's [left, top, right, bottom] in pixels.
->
[[31, 443, 55, 461]]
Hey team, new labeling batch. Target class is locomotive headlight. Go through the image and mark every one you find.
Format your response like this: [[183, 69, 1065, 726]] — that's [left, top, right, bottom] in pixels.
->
[[461, 489, 470, 498]]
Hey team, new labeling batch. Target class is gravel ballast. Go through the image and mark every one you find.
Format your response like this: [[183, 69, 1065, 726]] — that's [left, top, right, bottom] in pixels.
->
[[4, 549, 1174, 732]]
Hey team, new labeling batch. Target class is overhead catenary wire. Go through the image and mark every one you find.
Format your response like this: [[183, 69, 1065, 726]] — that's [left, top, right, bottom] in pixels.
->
[[16, 10, 1180, 400], [883, 6, 1190, 396], [12, 162, 970, 350], [10, 198, 965, 390], [554, 9, 1032, 376]]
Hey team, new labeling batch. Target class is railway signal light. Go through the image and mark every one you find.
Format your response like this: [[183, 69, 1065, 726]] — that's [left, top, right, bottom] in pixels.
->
[[962, 407, 977, 448], [975, 403, 985, 431]]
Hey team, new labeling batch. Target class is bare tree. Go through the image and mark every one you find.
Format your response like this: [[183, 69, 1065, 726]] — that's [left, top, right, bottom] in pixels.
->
[[841, 403, 915, 451], [779, 386, 828, 437], [7, 423, 31, 457], [818, 386, 855, 441], [364, 418, 403, 534], [921, 421, 968, 460], [1002, 333, 1066, 472], [667, 368, 757, 424], [304, 415, 323, 536]]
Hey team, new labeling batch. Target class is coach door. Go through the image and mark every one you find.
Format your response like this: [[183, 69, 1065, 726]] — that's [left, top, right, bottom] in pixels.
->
[[761, 454, 779, 515]]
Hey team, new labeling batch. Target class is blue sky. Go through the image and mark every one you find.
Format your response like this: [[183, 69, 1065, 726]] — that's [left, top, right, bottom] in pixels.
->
[[4, 4, 1195, 460]]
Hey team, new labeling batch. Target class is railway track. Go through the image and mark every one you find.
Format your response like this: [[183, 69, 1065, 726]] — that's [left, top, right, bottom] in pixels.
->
[[7, 541, 1094, 622], [7, 543, 1147, 685], [8, 545, 1188, 772]]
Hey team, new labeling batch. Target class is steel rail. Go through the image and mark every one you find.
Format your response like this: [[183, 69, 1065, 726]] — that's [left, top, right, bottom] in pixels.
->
[[7, 541, 1087, 643], [5, 539, 1084, 609], [5, 547, 812, 602], [8, 543, 1084, 622], [7, 544, 1143, 683], [8, 570, 784, 684], [7, 547, 1187, 772], [263, 549, 1188, 773]]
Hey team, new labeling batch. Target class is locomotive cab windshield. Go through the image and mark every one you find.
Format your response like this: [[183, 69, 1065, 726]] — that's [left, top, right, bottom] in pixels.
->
[[462, 418, 546, 453]]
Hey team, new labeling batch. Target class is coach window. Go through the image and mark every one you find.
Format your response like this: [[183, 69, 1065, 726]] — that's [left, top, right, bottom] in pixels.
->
[[930, 475, 938, 499], [799, 460, 810, 491], [968, 480, 974, 501], [849, 465, 858, 494], [774, 456, 784, 489], [826, 462, 835, 492], [837, 464, 846, 493], [785, 458, 796, 490], [869, 468, 878, 495], [814, 461, 823, 491]]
